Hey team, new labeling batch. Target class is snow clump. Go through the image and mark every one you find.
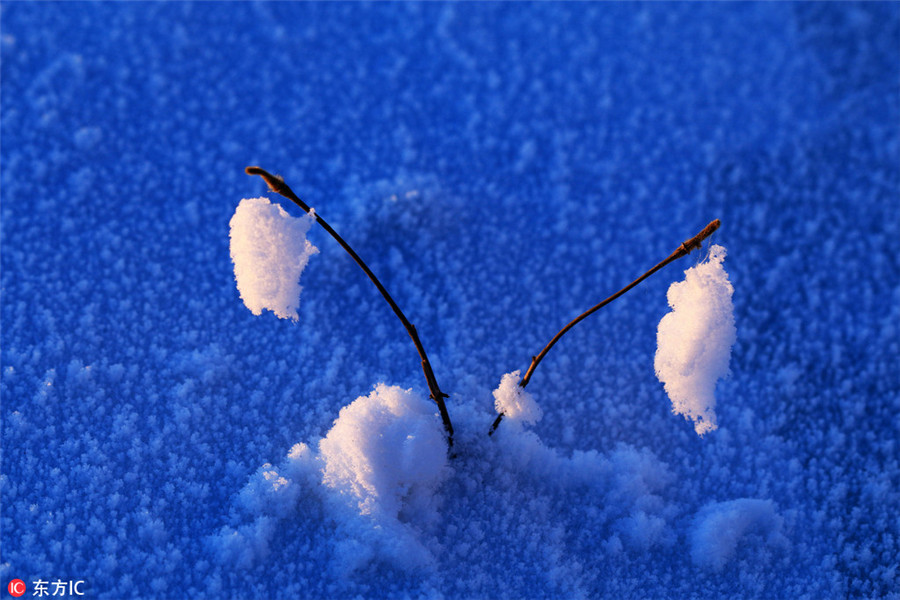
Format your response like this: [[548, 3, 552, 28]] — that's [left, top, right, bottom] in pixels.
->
[[655, 244, 736, 435], [319, 384, 448, 520], [493, 370, 543, 426], [318, 384, 449, 571], [229, 197, 318, 320]]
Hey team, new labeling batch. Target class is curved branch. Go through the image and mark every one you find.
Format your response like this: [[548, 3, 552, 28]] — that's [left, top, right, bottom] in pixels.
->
[[489, 219, 721, 436], [246, 167, 454, 448]]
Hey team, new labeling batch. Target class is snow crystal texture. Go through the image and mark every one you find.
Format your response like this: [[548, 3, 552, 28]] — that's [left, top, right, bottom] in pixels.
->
[[2, 3, 898, 599], [229, 197, 318, 320], [655, 244, 736, 435]]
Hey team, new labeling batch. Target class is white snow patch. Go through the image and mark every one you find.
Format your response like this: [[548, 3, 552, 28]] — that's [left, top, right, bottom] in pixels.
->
[[690, 498, 786, 571], [493, 370, 543, 426], [655, 244, 736, 435], [229, 197, 318, 320], [211, 516, 276, 570]]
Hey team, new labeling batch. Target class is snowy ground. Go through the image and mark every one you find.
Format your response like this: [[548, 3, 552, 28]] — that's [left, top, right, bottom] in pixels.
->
[[2, 3, 898, 599]]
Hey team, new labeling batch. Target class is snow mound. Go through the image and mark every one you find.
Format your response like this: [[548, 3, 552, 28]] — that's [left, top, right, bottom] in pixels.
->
[[493, 370, 543, 426], [229, 197, 318, 320], [318, 384, 450, 572], [690, 498, 786, 572], [211, 516, 277, 570], [655, 244, 736, 435], [214, 386, 449, 574], [320, 384, 448, 519]]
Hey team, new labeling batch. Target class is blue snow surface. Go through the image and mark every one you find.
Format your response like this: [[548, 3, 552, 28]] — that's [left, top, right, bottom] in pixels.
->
[[2, 2, 898, 599]]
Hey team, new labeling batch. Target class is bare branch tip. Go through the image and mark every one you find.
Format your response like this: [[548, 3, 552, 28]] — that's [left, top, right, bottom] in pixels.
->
[[245, 166, 285, 193], [679, 219, 722, 255], [700, 219, 721, 240]]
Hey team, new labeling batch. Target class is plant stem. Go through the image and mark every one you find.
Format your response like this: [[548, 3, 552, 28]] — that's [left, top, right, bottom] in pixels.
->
[[245, 166, 454, 448], [489, 219, 720, 436]]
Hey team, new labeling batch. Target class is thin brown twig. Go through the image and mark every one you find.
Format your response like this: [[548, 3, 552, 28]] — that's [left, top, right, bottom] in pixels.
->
[[245, 167, 454, 448], [489, 219, 721, 436]]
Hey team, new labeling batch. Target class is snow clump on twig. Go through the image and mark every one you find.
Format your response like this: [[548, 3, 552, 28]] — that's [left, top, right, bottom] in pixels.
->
[[655, 244, 736, 435], [229, 197, 318, 320], [493, 370, 543, 426]]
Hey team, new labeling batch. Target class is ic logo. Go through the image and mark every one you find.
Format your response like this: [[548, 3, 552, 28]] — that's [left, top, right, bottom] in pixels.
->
[[7, 579, 26, 597]]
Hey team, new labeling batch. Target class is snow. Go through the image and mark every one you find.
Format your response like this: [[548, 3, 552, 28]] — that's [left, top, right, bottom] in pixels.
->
[[2, 3, 898, 599], [493, 370, 543, 426], [229, 197, 318, 321], [691, 499, 787, 572], [213, 385, 448, 575], [655, 245, 736, 435], [319, 384, 448, 523], [321, 410, 446, 573]]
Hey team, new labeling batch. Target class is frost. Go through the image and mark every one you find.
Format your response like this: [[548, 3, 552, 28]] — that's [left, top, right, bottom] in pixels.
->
[[229, 197, 318, 320], [493, 370, 542, 426], [655, 245, 736, 435]]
